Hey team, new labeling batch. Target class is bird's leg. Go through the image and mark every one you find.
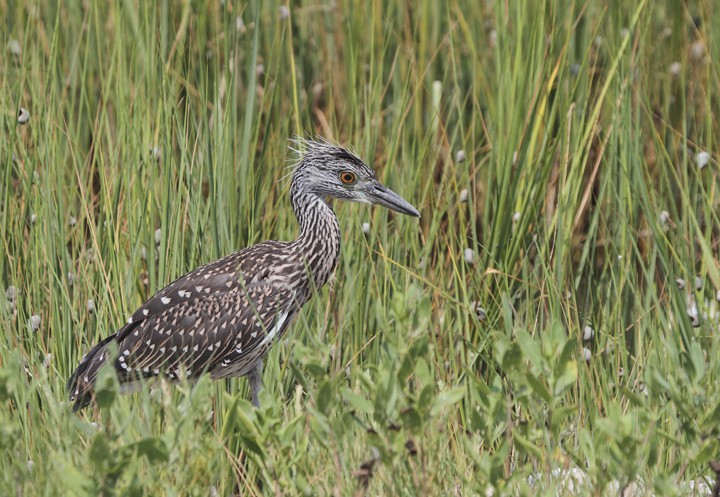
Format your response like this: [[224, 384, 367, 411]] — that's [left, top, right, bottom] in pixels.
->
[[249, 358, 263, 408]]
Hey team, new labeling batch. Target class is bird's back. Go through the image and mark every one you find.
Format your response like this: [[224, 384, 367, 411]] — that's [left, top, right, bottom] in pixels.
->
[[68, 238, 319, 410]]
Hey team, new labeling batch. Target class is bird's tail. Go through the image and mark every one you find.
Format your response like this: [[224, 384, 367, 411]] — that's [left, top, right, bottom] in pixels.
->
[[66, 332, 118, 411]]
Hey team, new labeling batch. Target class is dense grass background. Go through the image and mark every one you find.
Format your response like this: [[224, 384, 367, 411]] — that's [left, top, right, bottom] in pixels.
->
[[2, 0, 720, 495]]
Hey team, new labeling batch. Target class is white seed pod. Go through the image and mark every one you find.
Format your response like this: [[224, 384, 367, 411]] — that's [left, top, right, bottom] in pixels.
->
[[716, 289, 720, 302], [29, 315, 41, 332], [489, 30, 497, 46], [459, 189, 468, 203], [150, 146, 162, 162], [279, 5, 289, 20], [512, 151, 518, 165], [6, 285, 17, 301], [235, 16, 245, 33], [691, 314, 700, 328], [669, 61, 682, 77], [618, 367, 624, 378], [43, 353, 52, 368], [513, 212, 521, 223], [582, 347, 592, 362], [362, 222, 370, 235], [69, 216, 77, 226], [17, 107, 30, 125], [620, 28, 629, 39], [659, 211, 670, 225], [455, 150, 466, 163], [593, 36, 603, 48], [8, 40, 21, 57], [87, 299, 94, 313], [464, 248, 475, 264], [256, 63, 264, 75], [154, 228, 162, 245], [67, 272, 74, 286], [471, 301, 486, 321], [696, 151, 710, 169], [676, 278, 686, 290], [30, 214, 36, 224], [91, 422, 98, 430], [27, 460, 34, 473], [582, 326, 595, 341], [32, 170, 39, 183], [691, 41, 705, 61], [638, 382, 648, 397], [662, 27, 672, 38], [140, 246, 147, 261], [695, 276, 703, 291]]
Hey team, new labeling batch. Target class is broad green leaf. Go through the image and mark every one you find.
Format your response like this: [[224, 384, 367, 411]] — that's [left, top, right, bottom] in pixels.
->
[[554, 359, 577, 395], [341, 388, 374, 414], [430, 387, 465, 416], [316, 379, 333, 415], [512, 428, 543, 459], [526, 372, 552, 404], [515, 328, 546, 372]]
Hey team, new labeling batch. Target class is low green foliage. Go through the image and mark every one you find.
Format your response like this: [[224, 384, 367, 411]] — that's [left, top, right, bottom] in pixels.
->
[[2, 0, 720, 495]]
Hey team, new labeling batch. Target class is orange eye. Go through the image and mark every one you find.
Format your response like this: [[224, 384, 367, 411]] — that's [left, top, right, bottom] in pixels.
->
[[340, 172, 355, 184]]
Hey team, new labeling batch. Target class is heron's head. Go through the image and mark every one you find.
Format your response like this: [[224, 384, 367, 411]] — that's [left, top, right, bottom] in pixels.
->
[[290, 138, 420, 218]]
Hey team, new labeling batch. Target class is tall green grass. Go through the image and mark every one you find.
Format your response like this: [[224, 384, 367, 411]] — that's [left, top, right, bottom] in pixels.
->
[[1, 0, 719, 495]]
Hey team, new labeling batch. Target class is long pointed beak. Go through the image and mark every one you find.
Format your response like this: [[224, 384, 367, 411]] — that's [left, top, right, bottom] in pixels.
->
[[363, 180, 421, 218]]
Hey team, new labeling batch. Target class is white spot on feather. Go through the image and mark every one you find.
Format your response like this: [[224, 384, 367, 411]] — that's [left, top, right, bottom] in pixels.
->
[[143, 309, 149, 316], [161, 297, 171, 305]]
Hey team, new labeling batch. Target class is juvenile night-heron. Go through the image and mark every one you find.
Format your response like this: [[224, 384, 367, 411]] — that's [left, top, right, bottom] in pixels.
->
[[67, 138, 420, 410]]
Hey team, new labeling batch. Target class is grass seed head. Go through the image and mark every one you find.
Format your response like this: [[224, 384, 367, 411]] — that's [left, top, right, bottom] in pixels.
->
[[459, 189, 468, 203], [362, 222, 370, 235], [455, 150, 466, 163], [582, 326, 595, 341], [464, 248, 475, 264], [8, 39, 21, 57], [582, 347, 592, 362], [669, 61, 682, 77], [696, 151, 710, 169], [18, 107, 30, 125], [471, 301, 486, 321], [29, 315, 41, 332]]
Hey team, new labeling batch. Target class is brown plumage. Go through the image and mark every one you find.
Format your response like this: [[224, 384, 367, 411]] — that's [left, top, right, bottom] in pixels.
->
[[67, 138, 420, 410]]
